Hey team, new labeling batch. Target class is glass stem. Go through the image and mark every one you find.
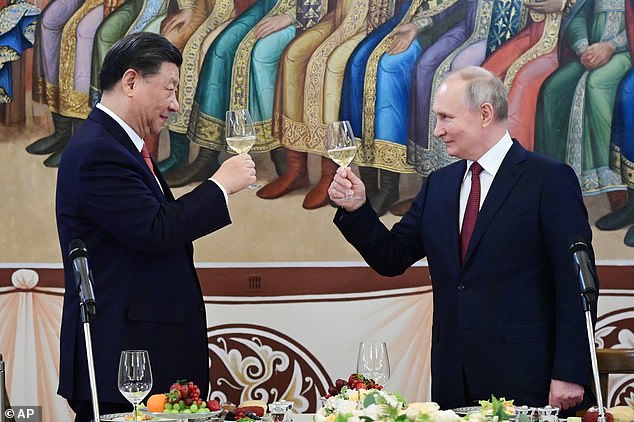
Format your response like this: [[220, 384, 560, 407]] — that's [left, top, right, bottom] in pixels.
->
[[133, 403, 138, 422]]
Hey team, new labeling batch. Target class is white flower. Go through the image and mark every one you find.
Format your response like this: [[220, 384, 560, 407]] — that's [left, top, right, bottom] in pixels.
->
[[363, 403, 382, 420], [313, 413, 329, 422], [434, 410, 462, 421], [406, 401, 441, 418], [333, 398, 358, 415], [315, 388, 485, 421], [380, 391, 400, 409], [464, 413, 488, 422]]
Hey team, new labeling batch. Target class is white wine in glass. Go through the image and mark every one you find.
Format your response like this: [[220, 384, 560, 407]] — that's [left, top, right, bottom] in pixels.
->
[[326, 120, 358, 199], [328, 146, 357, 168], [118, 350, 153, 422], [357, 341, 390, 386], [226, 109, 259, 188], [226, 134, 256, 154]]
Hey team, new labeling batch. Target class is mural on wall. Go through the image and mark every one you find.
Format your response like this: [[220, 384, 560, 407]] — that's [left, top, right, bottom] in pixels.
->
[[2, 0, 634, 250], [2, 2, 633, 417]]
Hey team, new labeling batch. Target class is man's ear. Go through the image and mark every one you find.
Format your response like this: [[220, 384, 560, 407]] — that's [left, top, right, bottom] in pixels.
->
[[480, 102, 495, 127], [121, 69, 138, 96]]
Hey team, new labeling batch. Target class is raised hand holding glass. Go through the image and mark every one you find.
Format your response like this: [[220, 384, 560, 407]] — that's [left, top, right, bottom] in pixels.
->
[[326, 120, 358, 199], [226, 109, 259, 189]]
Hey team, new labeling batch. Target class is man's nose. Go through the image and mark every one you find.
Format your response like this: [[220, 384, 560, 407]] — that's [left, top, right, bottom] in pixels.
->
[[433, 121, 444, 138], [169, 98, 179, 113]]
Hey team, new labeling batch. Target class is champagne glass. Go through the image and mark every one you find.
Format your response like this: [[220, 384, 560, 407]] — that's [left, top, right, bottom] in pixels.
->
[[225, 109, 259, 189], [326, 120, 358, 199], [356, 341, 390, 386], [118, 350, 153, 421]]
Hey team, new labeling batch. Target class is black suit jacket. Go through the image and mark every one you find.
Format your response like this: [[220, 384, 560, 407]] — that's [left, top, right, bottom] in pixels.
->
[[335, 141, 595, 409], [56, 108, 231, 403]]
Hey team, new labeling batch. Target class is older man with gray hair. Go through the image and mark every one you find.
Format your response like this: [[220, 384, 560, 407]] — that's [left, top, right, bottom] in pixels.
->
[[329, 66, 596, 415]]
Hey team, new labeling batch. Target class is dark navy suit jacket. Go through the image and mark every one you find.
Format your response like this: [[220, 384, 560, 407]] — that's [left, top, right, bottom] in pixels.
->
[[56, 107, 231, 403], [335, 141, 595, 409]]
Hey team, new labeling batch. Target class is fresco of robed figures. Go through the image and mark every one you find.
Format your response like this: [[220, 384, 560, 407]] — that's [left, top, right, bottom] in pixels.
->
[[2, 0, 634, 264]]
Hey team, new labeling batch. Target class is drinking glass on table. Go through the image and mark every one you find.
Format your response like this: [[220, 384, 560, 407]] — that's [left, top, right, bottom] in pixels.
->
[[118, 350, 152, 421], [326, 120, 359, 200], [356, 341, 390, 386], [225, 109, 259, 189]]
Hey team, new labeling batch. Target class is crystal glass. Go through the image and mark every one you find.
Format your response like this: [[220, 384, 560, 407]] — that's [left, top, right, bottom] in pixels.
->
[[326, 120, 358, 199], [118, 350, 152, 422], [225, 109, 259, 189], [356, 341, 390, 386]]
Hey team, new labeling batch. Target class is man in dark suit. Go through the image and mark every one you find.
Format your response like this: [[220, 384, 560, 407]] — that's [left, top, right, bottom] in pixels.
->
[[328, 66, 596, 415], [56, 32, 257, 421]]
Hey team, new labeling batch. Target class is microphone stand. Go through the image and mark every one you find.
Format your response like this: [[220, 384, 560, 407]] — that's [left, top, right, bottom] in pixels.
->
[[80, 302, 100, 422], [581, 292, 605, 422], [1, 356, 5, 422]]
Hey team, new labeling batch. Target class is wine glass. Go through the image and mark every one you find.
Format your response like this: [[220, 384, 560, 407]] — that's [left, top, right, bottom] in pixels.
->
[[356, 341, 390, 386], [326, 120, 358, 199], [225, 109, 259, 189], [118, 350, 153, 422]]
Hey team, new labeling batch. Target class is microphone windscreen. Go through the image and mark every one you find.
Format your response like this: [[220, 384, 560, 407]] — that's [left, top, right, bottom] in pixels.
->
[[68, 239, 88, 259], [569, 237, 589, 254]]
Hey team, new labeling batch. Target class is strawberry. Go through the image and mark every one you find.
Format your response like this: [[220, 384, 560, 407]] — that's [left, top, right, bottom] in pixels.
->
[[167, 389, 182, 403]]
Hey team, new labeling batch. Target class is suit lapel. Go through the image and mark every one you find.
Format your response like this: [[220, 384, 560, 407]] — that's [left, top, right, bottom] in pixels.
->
[[90, 108, 138, 156], [155, 164, 175, 201], [89, 108, 172, 201], [461, 141, 527, 265], [444, 161, 467, 269]]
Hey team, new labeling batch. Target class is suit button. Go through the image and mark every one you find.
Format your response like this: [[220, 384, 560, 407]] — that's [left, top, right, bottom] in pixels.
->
[[457, 284, 465, 292], [199, 304, 205, 312]]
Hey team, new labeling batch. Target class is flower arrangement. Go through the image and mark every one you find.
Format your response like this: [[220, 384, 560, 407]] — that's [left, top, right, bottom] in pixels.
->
[[315, 388, 517, 422]]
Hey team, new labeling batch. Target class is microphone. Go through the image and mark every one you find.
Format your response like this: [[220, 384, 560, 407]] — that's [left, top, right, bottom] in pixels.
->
[[68, 239, 96, 321], [569, 238, 597, 303]]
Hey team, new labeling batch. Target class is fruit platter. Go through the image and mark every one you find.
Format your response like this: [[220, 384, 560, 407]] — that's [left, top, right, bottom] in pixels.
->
[[102, 379, 221, 421], [126, 378, 269, 422], [142, 379, 222, 421]]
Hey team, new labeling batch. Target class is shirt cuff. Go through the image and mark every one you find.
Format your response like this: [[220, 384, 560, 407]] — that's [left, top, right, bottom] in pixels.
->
[[210, 178, 229, 204]]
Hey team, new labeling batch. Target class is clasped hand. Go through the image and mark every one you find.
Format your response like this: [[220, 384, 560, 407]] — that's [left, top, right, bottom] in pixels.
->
[[328, 167, 366, 211], [212, 154, 256, 194], [548, 379, 584, 411]]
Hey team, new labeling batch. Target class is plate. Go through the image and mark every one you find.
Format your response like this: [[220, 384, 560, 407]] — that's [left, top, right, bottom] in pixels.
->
[[140, 409, 221, 421], [451, 406, 481, 416], [218, 414, 269, 422], [451, 407, 525, 421], [100, 413, 166, 421]]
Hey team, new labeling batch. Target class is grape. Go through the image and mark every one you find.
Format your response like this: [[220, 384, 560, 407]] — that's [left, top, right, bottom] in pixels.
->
[[165, 379, 215, 415]]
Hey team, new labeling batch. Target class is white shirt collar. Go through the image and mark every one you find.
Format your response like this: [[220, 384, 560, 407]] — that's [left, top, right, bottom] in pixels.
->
[[96, 102, 144, 152], [464, 131, 513, 180]]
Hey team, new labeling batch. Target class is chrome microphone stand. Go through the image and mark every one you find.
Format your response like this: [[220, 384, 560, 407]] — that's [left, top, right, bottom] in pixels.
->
[[570, 240, 605, 421], [581, 293, 606, 422], [1, 356, 5, 422], [80, 302, 100, 422], [70, 239, 100, 422]]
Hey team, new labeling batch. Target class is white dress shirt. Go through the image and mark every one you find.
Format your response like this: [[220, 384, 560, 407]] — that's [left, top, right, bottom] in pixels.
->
[[458, 131, 513, 231]]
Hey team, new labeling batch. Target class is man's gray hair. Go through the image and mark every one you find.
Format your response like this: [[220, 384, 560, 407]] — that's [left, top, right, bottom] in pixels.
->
[[444, 66, 508, 121]]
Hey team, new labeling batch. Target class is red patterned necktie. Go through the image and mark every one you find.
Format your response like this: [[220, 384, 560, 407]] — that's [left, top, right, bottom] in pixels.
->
[[141, 142, 156, 176], [461, 162, 483, 262]]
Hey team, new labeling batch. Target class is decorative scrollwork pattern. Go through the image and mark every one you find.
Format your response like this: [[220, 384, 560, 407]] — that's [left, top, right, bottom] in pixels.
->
[[207, 324, 332, 412]]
